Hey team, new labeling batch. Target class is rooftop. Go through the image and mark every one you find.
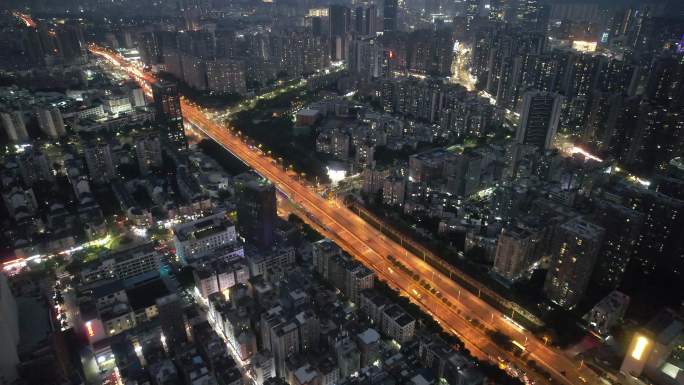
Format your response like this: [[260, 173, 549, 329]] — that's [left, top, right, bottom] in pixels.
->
[[358, 328, 380, 345], [92, 280, 125, 299], [294, 364, 318, 384], [174, 212, 234, 242], [126, 279, 170, 311]]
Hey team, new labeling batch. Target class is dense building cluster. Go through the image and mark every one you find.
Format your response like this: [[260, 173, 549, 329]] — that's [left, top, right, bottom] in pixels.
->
[[2, 1, 684, 385]]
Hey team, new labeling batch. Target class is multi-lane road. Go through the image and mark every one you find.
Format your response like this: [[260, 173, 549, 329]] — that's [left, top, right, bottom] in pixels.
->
[[90, 45, 600, 385]]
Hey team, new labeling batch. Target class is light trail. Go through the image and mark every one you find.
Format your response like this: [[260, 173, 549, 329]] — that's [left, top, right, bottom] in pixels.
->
[[12, 11, 37, 28], [569, 146, 603, 162], [2, 234, 113, 273]]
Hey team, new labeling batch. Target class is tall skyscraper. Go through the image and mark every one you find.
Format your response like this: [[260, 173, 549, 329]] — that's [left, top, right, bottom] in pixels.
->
[[329, 5, 351, 61], [353, 5, 377, 36], [516, 91, 563, 150], [152, 80, 187, 152], [544, 217, 605, 309], [235, 175, 277, 250], [329, 5, 350, 37], [383, 0, 398, 33]]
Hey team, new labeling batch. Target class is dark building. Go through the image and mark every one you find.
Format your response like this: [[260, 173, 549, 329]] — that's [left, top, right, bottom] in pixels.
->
[[383, 0, 397, 33], [156, 293, 187, 348], [311, 17, 323, 36], [235, 176, 277, 250], [591, 199, 644, 291], [138, 31, 162, 66], [329, 5, 350, 37], [353, 5, 377, 36], [646, 56, 683, 107], [544, 217, 605, 309], [516, 91, 563, 150], [152, 80, 187, 151], [329, 5, 351, 60]]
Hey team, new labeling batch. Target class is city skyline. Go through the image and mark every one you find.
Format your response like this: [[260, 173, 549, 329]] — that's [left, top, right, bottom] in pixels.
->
[[0, 2, 683, 385]]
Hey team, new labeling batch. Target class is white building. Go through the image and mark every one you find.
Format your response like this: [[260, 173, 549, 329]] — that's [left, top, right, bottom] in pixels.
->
[[193, 260, 250, 299], [250, 351, 276, 385], [104, 95, 133, 115], [76, 104, 105, 119], [194, 267, 220, 299], [248, 246, 296, 278], [80, 241, 162, 284], [271, 321, 300, 376], [583, 290, 630, 335], [173, 212, 238, 264], [381, 304, 416, 344], [130, 87, 146, 107]]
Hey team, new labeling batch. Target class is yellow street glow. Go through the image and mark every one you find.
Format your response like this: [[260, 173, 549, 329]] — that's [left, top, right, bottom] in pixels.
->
[[572, 40, 597, 52], [512, 340, 526, 351], [631, 336, 649, 360]]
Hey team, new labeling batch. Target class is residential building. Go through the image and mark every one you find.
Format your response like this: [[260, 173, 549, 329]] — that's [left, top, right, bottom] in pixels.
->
[[1, 111, 29, 142], [83, 139, 116, 184], [516, 91, 563, 150], [80, 241, 161, 284], [152, 80, 186, 151], [235, 175, 277, 250], [544, 217, 605, 308], [493, 225, 541, 281], [35, 107, 66, 138], [312, 240, 374, 303]]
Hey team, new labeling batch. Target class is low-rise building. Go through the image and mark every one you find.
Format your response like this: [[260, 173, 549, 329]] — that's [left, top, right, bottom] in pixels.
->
[[248, 246, 296, 278], [583, 290, 630, 335], [174, 212, 238, 264], [381, 304, 416, 344], [80, 241, 161, 284]]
